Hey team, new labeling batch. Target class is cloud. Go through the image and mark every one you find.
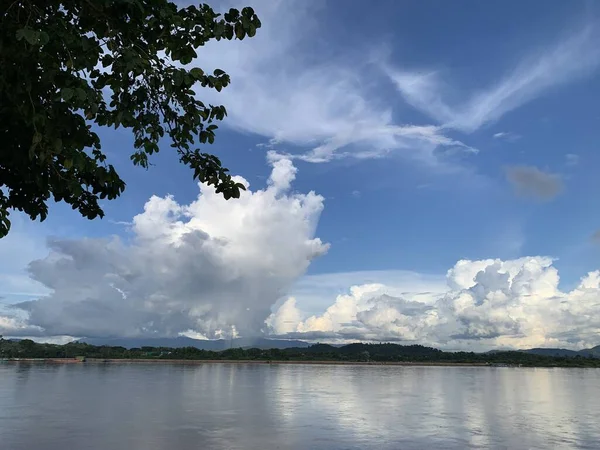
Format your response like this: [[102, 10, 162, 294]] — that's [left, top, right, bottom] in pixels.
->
[[267, 256, 600, 350], [0, 158, 329, 339], [386, 23, 600, 133], [505, 165, 564, 200], [0, 215, 51, 302], [264, 297, 303, 335], [566, 153, 580, 166], [286, 269, 448, 318], [0, 314, 44, 336], [6, 224, 600, 351], [189, 0, 472, 166], [493, 131, 521, 142], [3, 5, 598, 352]]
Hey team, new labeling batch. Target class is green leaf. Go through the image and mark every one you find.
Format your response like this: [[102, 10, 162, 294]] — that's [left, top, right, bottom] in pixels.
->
[[235, 23, 246, 40], [73, 153, 84, 170], [38, 31, 50, 46], [225, 8, 240, 21], [101, 54, 114, 68], [0, 216, 11, 237], [241, 7, 255, 17], [61, 88, 74, 101], [190, 68, 204, 79], [75, 88, 87, 102], [25, 30, 38, 45], [214, 22, 225, 39], [173, 71, 183, 87], [53, 138, 63, 153], [29, 132, 42, 159], [15, 28, 37, 45], [64, 159, 73, 170]]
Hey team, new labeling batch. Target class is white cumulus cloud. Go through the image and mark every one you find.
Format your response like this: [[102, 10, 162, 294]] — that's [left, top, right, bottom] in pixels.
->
[[267, 256, 600, 351], [0, 158, 329, 339]]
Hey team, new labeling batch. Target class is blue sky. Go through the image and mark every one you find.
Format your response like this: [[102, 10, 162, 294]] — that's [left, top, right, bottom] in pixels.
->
[[2, 0, 600, 349]]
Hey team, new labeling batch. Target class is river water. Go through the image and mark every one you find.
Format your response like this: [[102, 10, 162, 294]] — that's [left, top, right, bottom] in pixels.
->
[[1, 363, 599, 449]]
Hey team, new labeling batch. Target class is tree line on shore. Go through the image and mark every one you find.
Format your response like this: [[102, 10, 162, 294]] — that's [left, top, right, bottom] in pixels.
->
[[2, 338, 600, 367]]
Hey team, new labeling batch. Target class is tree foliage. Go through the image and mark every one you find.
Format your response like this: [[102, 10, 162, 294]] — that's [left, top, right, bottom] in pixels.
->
[[3, 340, 600, 368], [0, 0, 261, 237]]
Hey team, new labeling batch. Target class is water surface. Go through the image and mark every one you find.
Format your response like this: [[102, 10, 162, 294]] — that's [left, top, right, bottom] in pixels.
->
[[1, 363, 599, 449]]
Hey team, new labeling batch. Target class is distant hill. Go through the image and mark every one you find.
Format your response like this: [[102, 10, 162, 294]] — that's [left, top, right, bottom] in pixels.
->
[[77, 336, 311, 350], [522, 348, 580, 357], [584, 345, 600, 357], [69, 338, 600, 357], [521, 345, 600, 358]]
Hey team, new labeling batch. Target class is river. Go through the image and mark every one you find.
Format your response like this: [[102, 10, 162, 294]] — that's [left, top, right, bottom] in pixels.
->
[[1, 363, 599, 449]]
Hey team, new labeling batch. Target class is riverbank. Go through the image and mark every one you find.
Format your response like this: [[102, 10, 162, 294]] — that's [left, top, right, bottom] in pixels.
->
[[1, 358, 500, 367], [5, 340, 599, 368]]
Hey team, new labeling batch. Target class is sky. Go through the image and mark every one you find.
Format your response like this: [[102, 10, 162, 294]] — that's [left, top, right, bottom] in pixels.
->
[[2, 0, 600, 351]]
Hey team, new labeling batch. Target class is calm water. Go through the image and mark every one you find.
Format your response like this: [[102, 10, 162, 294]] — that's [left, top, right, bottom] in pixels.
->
[[1, 363, 599, 449]]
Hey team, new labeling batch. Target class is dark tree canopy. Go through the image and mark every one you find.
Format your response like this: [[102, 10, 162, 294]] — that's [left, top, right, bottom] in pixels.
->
[[0, 0, 261, 237], [3, 340, 600, 368]]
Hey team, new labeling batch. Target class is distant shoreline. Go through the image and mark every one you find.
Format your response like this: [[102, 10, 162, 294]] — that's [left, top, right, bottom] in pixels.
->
[[4, 340, 599, 368], [1, 358, 502, 367]]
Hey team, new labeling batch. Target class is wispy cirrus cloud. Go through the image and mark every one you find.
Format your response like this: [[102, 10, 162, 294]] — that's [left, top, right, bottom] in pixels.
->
[[566, 153, 580, 166], [385, 22, 600, 133], [192, 1, 600, 180], [190, 0, 471, 167], [493, 131, 521, 142]]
